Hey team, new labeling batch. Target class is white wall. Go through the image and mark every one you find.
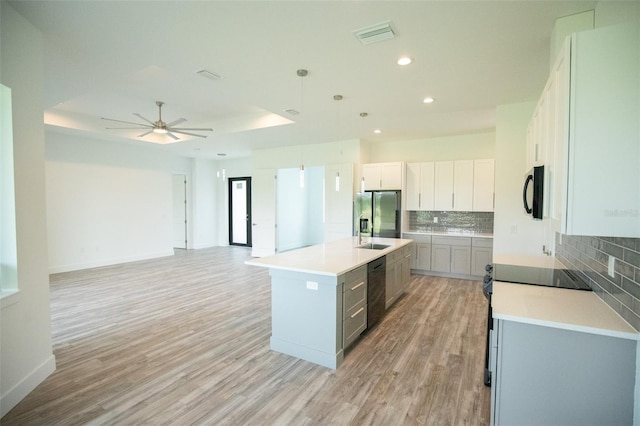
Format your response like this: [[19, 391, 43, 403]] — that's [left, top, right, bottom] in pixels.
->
[[191, 158, 217, 249], [494, 101, 544, 256], [45, 131, 192, 272], [367, 131, 496, 163], [0, 2, 56, 416]]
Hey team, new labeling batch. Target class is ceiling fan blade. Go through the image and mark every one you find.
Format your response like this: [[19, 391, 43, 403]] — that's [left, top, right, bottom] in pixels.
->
[[101, 117, 151, 127], [138, 130, 154, 137], [170, 127, 213, 132], [133, 113, 156, 126], [167, 132, 180, 141], [106, 126, 153, 130], [168, 129, 209, 138], [165, 118, 187, 127]]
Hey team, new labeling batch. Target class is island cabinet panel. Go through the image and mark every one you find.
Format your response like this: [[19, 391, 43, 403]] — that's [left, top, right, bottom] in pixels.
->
[[491, 319, 637, 426], [343, 265, 367, 348], [269, 269, 344, 369]]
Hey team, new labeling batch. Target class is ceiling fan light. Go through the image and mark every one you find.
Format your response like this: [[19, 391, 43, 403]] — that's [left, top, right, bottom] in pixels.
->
[[154, 127, 168, 134]]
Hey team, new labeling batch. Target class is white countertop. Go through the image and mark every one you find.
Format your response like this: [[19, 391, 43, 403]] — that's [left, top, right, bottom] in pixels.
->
[[245, 237, 412, 276], [492, 281, 639, 340], [403, 231, 493, 238]]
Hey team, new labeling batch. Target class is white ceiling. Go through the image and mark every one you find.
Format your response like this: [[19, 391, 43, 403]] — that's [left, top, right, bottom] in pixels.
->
[[10, 0, 599, 159]]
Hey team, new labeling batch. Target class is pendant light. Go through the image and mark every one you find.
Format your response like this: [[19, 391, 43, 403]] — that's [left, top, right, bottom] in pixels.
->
[[334, 95, 343, 192], [297, 69, 308, 189]]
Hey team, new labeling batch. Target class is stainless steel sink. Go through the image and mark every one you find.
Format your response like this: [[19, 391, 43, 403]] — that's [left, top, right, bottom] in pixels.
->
[[357, 243, 390, 250]]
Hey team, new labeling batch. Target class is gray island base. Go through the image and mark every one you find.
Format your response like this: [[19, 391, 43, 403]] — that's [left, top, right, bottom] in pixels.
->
[[245, 237, 412, 369]]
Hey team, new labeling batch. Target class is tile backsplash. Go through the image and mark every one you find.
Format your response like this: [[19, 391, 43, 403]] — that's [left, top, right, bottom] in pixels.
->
[[409, 211, 494, 234], [556, 234, 640, 331]]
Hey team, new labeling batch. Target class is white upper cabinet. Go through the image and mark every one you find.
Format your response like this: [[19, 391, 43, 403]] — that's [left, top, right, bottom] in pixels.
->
[[473, 159, 495, 212], [453, 160, 473, 211], [362, 162, 403, 191], [533, 22, 639, 238], [434, 161, 454, 210], [408, 159, 494, 212], [405, 162, 434, 210]]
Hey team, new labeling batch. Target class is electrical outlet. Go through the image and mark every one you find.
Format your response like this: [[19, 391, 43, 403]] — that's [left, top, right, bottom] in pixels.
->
[[306, 281, 318, 291], [607, 256, 615, 278], [510, 224, 517, 234], [433, 217, 438, 223]]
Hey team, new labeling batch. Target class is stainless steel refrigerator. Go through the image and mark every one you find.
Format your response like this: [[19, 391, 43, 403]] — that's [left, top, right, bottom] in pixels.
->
[[354, 191, 401, 238]]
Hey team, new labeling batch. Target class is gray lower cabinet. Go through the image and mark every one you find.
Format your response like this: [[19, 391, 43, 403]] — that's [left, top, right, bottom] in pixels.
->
[[471, 238, 493, 276], [343, 265, 367, 349], [491, 319, 637, 425], [431, 236, 471, 275], [386, 245, 411, 309], [410, 235, 432, 270], [410, 234, 492, 278]]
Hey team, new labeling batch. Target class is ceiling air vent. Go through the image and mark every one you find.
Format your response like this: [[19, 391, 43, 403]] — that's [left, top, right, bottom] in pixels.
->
[[353, 21, 395, 45], [196, 69, 223, 80]]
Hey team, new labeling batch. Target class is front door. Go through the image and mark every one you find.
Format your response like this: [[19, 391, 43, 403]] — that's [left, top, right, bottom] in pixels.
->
[[229, 177, 251, 246]]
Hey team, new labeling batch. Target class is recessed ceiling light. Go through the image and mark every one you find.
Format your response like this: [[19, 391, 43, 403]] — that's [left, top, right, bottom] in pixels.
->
[[423, 97, 435, 104], [374, 129, 382, 134], [397, 57, 412, 66]]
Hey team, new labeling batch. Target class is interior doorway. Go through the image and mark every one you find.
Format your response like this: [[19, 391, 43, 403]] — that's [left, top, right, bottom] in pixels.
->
[[229, 177, 252, 246], [172, 174, 187, 249]]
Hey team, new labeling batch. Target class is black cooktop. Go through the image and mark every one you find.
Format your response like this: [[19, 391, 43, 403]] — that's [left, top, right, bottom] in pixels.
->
[[492, 264, 592, 291]]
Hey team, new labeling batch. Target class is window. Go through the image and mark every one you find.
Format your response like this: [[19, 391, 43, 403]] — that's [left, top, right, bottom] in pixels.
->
[[1, 84, 19, 305]]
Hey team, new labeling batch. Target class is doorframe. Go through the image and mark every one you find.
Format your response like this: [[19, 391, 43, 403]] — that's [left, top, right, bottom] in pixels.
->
[[228, 176, 252, 247]]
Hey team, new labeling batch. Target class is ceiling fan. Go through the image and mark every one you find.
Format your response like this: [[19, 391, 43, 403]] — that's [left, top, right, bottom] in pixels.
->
[[101, 101, 213, 140]]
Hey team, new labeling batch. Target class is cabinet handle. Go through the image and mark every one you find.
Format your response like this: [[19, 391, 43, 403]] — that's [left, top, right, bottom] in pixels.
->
[[418, 193, 421, 207], [350, 307, 365, 319], [351, 281, 365, 291], [452, 193, 455, 208]]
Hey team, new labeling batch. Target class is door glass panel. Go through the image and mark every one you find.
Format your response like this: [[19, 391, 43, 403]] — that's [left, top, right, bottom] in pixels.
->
[[231, 180, 247, 244]]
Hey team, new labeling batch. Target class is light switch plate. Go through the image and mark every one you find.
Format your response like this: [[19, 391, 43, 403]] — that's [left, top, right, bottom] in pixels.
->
[[306, 281, 318, 291]]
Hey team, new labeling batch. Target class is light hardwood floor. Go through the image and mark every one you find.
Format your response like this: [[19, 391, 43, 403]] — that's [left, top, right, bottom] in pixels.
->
[[2, 246, 490, 425]]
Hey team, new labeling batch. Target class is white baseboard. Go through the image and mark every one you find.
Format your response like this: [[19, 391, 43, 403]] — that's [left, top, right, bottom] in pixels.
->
[[48, 250, 175, 274], [1, 354, 56, 418]]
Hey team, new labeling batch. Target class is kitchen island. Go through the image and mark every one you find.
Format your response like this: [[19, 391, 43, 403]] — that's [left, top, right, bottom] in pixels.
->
[[245, 237, 413, 368]]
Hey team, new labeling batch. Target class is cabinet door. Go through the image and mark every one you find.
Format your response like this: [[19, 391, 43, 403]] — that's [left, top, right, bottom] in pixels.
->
[[362, 164, 381, 191], [415, 243, 431, 270], [420, 162, 435, 210], [453, 160, 474, 211], [385, 262, 396, 307], [434, 161, 454, 210], [566, 23, 640, 237], [551, 38, 570, 226], [473, 159, 495, 212], [471, 247, 493, 276], [405, 163, 421, 210], [431, 244, 451, 273], [401, 247, 411, 291], [380, 162, 402, 190], [451, 246, 471, 275]]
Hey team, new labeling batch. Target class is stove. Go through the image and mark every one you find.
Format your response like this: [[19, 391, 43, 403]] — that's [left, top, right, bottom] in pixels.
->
[[493, 264, 592, 291], [482, 262, 591, 386]]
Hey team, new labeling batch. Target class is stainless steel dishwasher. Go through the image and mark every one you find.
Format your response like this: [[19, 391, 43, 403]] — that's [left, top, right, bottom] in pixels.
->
[[366, 256, 386, 330]]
